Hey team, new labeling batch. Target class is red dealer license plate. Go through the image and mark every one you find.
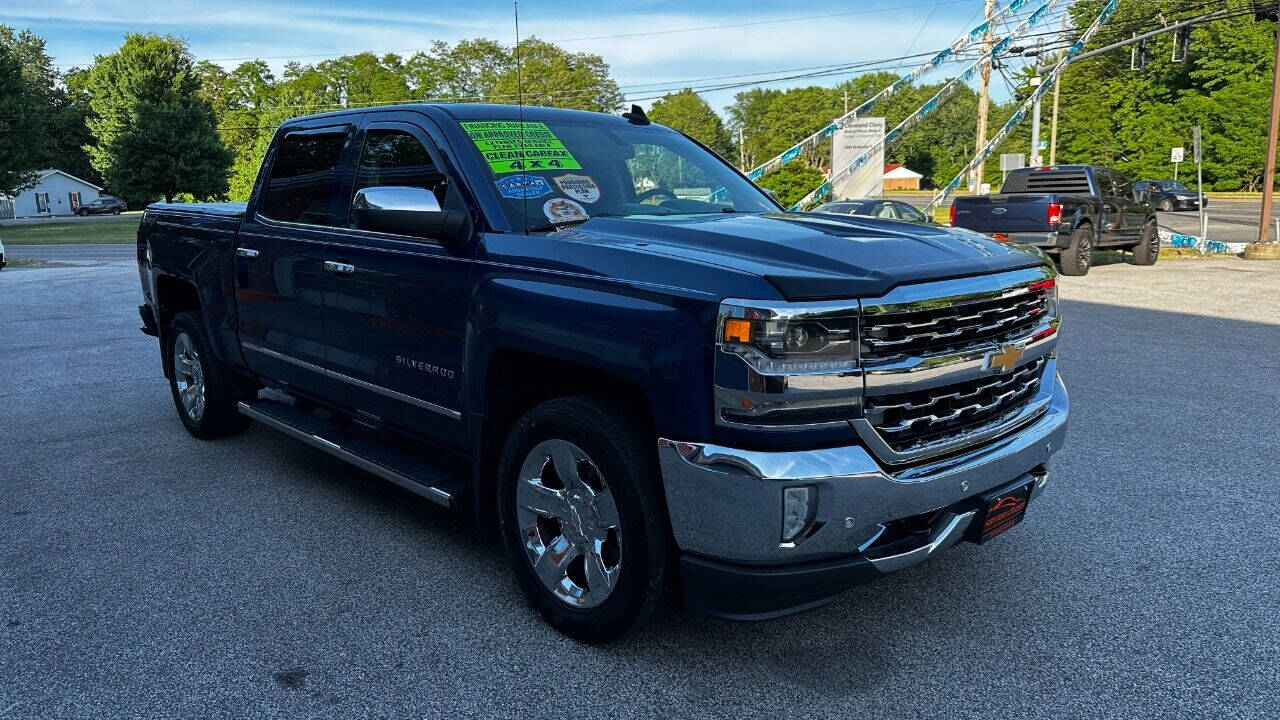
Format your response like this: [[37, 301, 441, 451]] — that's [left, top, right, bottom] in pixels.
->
[[974, 480, 1033, 543]]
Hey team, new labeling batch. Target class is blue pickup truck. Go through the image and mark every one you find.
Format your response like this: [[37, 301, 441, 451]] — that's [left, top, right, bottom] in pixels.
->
[[952, 165, 1159, 276], [137, 103, 1069, 642]]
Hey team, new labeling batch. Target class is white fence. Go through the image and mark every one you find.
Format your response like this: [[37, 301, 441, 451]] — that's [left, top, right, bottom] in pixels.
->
[[0, 196, 14, 220]]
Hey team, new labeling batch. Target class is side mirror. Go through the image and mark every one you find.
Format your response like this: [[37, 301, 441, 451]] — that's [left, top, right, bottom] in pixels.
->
[[351, 186, 470, 244]]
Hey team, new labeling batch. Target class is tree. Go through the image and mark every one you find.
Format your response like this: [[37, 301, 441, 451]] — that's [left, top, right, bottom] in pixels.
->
[[490, 38, 623, 112], [406, 39, 511, 100], [84, 34, 231, 203], [0, 26, 94, 194], [757, 162, 825, 208], [0, 39, 45, 195], [648, 89, 735, 159]]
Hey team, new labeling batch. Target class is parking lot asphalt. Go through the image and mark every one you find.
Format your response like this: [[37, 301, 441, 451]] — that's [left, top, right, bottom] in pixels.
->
[[2, 258, 1278, 719], [4, 243, 135, 263]]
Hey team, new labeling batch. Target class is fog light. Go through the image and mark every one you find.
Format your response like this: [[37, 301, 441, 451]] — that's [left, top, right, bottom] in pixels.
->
[[781, 486, 816, 543]]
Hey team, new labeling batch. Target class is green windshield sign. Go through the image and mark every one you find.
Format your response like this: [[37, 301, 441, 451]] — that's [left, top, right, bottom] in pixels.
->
[[461, 121, 583, 175]]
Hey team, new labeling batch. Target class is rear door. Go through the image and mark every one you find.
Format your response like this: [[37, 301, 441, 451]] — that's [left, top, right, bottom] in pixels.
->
[[234, 123, 357, 398], [321, 115, 476, 447]]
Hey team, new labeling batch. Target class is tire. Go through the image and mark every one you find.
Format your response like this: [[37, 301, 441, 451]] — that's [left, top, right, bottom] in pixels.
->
[[76, 209, 86, 216], [1057, 223, 1094, 276], [1159, 198, 1173, 212], [167, 311, 251, 439], [112, 208, 121, 215], [1131, 219, 1159, 266], [497, 396, 671, 643]]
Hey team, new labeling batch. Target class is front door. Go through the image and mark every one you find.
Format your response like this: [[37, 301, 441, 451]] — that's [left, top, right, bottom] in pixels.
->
[[322, 118, 476, 447], [1095, 169, 1126, 243], [1111, 171, 1145, 234], [234, 123, 357, 399]]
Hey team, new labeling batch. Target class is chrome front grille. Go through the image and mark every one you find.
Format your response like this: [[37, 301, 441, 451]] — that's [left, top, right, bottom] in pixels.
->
[[860, 283, 1051, 361], [863, 356, 1047, 453], [854, 266, 1059, 463]]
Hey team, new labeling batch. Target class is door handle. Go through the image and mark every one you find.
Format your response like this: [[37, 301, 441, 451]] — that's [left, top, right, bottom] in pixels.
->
[[235, 247, 260, 258], [324, 261, 356, 274]]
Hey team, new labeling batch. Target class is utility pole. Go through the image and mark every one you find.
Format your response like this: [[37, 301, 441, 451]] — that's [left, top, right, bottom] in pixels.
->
[[844, 89, 849, 115], [1246, 12, 1280, 259], [971, 0, 996, 193], [1048, 11, 1067, 166], [738, 127, 746, 170], [1030, 76, 1043, 165]]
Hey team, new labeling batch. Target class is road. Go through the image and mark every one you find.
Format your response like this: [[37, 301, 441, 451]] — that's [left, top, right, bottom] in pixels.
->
[[5, 243, 135, 263], [0, 211, 143, 227], [2, 258, 1279, 719]]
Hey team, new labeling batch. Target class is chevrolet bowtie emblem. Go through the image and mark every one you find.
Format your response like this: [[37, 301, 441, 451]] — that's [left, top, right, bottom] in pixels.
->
[[985, 344, 1024, 373]]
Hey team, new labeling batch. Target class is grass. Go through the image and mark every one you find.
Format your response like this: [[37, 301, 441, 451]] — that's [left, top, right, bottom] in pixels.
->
[[3, 257, 47, 269], [0, 217, 139, 245]]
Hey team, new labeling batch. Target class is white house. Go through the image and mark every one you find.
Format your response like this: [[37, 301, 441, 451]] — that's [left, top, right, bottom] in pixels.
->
[[883, 163, 925, 191], [1, 170, 103, 219]]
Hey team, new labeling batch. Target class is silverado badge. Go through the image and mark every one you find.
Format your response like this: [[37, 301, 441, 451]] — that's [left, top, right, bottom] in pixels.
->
[[984, 344, 1024, 373]]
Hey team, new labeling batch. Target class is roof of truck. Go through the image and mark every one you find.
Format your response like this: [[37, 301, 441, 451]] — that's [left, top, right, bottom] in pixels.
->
[[288, 103, 640, 127]]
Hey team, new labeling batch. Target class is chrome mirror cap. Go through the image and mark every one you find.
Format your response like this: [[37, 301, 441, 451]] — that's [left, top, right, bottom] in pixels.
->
[[352, 186, 443, 214]]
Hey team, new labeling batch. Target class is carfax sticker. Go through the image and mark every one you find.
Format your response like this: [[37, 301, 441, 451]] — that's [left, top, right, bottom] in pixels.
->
[[495, 174, 552, 199], [553, 174, 601, 203], [460, 121, 583, 175], [542, 197, 589, 224]]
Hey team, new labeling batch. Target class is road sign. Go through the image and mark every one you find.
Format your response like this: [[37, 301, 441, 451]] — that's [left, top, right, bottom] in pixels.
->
[[1038, 140, 1048, 151], [1171, 147, 1185, 163], [1030, 155, 1043, 166], [1000, 153, 1025, 172]]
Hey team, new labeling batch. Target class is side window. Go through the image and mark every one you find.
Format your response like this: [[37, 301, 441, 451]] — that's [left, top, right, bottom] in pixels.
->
[[1112, 172, 1134, 198], [352, 128, 465, 215], [259, 128, 350, 226], [897, 203, 926, 223], [873, 202, 897, 219]]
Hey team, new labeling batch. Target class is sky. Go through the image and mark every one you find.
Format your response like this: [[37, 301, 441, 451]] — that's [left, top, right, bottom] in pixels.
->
[[1, 0, 1017, 114]]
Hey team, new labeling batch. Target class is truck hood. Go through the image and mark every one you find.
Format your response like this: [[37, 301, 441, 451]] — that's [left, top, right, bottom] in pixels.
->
[[558, 212, 1047, 300]]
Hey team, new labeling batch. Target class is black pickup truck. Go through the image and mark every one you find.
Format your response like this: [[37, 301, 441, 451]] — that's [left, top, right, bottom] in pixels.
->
[[137, 103, 1069, 642], [951, 165, 1159, 276]]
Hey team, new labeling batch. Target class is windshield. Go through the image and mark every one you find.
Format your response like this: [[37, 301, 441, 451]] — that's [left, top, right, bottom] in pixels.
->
[[456, 118, 777, 230], [1157, 181, 1189, 191]]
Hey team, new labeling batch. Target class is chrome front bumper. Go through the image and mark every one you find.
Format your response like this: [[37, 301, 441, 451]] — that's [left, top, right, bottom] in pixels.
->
[[658, 366, 1068, 565]]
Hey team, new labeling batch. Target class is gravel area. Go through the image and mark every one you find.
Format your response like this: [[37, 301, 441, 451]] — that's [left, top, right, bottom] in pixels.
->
[[2, 258, 1277, 719]]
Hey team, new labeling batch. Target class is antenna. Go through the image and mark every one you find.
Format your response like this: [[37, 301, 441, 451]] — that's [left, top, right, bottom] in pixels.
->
[[514, 1, 528, 234]]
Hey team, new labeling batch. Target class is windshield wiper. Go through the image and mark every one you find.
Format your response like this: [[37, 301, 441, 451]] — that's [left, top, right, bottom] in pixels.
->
[[525, 215, 599, 233]]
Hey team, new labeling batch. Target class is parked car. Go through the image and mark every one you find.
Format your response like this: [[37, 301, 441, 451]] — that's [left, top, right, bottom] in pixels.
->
[[76, 197, 127, 216], [951, 165, 1158, 276], [813, 198, 937, 224], [1134, 180, 1207, 212], [137, 103, 1068, 642]]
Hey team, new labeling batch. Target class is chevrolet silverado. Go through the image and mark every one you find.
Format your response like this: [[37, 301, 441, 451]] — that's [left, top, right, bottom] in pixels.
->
[[137, 103, 1069, 642]]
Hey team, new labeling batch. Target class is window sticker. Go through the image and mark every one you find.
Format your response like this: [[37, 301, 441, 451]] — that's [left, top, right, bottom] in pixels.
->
[[542, 197, 589, 224], [495, 174, 552, 200], [461, 121, 583, 175], [552, 174, 601, 204]]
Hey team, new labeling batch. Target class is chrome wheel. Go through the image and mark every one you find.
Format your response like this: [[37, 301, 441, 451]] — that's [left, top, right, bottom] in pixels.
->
[[172, 332, 206, 423], [1078, 233, 1093, 270], [516, 439, 622, 609]]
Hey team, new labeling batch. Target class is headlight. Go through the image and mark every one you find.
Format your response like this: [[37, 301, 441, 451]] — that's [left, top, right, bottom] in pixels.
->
[[718, 301, 856, 375], [715, 299, 860, 429]]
